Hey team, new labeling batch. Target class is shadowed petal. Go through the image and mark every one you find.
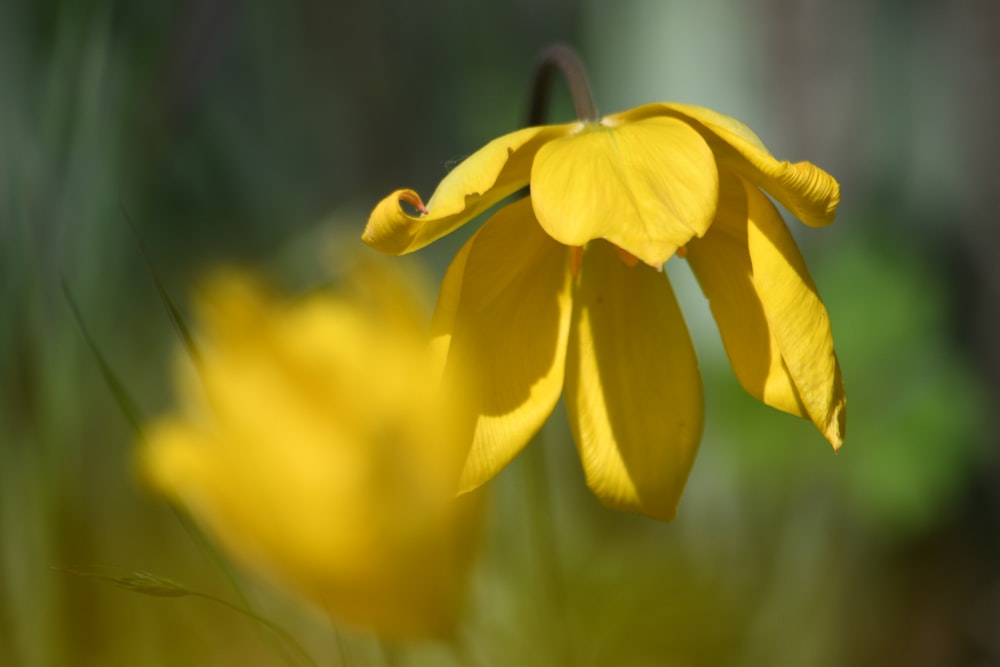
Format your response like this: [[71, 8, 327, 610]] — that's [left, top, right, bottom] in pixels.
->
[[744, 179, 846, 447], [531, 117, 718, 267], [687, 174, 844, 448], [614, 103, 840, 228], [363, 125, 572, 255], [566, 241, 703, 521], [686, 174, 805, 416], [431, 197, 574, 493]]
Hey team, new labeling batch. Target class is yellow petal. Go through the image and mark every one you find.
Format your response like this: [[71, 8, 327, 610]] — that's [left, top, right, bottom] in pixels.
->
[[687, 174, 844, 447], [565, 241, 703, 521], [744, 179, 846, 447], [141, 269, 481, 638], [530, 116, 718, 267], [363, 124, 573, 255], [686, 174, 802, 414], [614, 102, 772, 153], [140, 417, 474, 639], [614, 103, 840, 228], [427, 220, 475, 385], [430, 197, 574, 493]]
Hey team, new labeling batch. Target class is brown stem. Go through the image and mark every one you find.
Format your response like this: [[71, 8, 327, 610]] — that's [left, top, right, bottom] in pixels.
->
[[525, 43, 598, 126]]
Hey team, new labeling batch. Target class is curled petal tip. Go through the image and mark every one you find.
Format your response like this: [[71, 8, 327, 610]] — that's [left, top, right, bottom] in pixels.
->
[[399, 190, 429, 215], [827, 403, 846, 452], [362, 188, 426, 254], [779, 160, 841, 227]]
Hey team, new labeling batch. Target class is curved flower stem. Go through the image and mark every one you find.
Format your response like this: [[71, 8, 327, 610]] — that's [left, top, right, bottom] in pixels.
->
[[523, 432, 574, 665], [526, 43, 598, 126]]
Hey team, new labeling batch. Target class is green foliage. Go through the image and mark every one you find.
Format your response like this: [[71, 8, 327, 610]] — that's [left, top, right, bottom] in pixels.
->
[[704, 237, 985, 537]]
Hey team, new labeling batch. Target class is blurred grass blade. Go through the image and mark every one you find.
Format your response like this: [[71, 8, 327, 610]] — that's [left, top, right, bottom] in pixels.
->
[[63, 281, 311, 664], [60, 566, 319, 667], [121, 206, 201, 365], [57, 566, 191, 597], [61, 279, 145, 437]]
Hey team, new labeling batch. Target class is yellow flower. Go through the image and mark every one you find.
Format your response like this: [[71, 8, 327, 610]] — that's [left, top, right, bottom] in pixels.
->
[[139, 260, 479, 638], [364, 103, 846, 521]]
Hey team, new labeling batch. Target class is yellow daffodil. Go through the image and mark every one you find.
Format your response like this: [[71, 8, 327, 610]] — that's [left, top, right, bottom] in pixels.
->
[[364, 99, 846, 522], [139, 260, 479, 638]]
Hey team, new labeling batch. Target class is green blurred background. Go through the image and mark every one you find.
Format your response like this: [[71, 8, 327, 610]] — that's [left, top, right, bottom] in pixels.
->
[[2, 0, 998, 665]]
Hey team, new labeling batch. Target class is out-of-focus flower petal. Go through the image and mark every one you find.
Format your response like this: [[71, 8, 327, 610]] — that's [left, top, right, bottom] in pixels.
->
[[431, 197, 574, 494], [531, 116, 718, 267], [363, 125, 573, 255], [565, 241, 703, 521], [140, 263, 481, 638]]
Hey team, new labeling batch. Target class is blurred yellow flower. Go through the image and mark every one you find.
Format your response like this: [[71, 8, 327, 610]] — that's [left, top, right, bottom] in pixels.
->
[[364, 103, 846, 521], [139, 260, 479, 638]]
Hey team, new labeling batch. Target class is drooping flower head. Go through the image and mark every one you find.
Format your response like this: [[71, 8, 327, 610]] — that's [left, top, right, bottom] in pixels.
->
[[139, 257, 480, 638], [364, 45, 846, 521]]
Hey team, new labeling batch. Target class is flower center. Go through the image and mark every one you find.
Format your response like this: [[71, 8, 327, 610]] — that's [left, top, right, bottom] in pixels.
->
[[615, 246, 640, 268], [569, 242, 650, 279]]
